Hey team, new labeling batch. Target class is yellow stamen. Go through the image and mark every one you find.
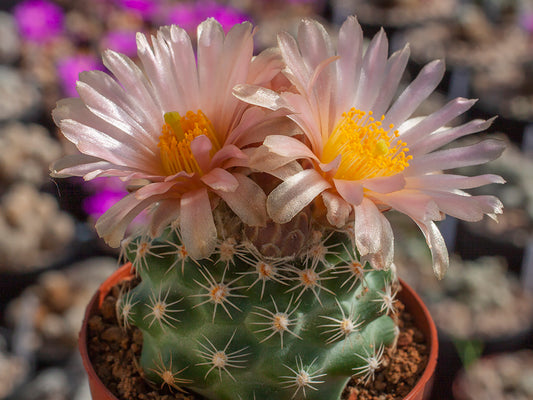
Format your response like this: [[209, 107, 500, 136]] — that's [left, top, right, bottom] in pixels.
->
[[322, 108, 412, 180], [158, 110, 221, 176]]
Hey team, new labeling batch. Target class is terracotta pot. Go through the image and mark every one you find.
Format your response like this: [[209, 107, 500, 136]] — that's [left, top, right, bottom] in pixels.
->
[[79, 263, 133, 400], [79, 264, 438, 400]]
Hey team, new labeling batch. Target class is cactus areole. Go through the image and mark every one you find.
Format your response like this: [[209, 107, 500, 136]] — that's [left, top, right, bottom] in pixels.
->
[[79, 212, 438, 400]]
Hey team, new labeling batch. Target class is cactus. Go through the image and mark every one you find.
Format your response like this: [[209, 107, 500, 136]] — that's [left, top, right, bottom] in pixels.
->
[[118, 207, 399, 400]]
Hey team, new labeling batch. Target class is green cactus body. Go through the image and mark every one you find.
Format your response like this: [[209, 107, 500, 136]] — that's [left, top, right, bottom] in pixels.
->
[[119, 213, 399, 400]]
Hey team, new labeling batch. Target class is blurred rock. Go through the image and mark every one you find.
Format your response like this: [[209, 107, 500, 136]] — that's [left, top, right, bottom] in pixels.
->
[[0, 183, 75, 271], [0, 66, 41, 122], [0, 122, 62, 187], [0, 12, 21, 63]]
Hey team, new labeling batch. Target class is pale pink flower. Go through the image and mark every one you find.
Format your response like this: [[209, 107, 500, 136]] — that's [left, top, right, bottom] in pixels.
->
[[234, 17, 505, 277], [51, 19, 284, 258]]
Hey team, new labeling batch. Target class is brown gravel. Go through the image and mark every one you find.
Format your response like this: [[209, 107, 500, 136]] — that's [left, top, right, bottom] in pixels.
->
[[87, 281, 428, 400]]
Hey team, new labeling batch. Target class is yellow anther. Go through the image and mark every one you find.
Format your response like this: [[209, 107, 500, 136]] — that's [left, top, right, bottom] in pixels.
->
[[322, 108, 412, 181], [158, 110, 220, 176]]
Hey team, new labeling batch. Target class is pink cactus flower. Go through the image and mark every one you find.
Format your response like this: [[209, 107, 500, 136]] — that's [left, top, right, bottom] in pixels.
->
[[235, 17, 505, 277], [51, 19, 283, 258]]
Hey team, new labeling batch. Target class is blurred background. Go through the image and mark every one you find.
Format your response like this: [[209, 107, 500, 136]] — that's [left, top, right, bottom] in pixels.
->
[[0, 0, 532, 399]]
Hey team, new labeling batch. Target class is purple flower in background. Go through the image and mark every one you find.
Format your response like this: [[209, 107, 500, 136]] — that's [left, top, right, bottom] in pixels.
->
[[83, 177, 146, 229], [168, 1, 249, 34], [56, 53, 104, 97], [83, 189, 125, 219], [82, 177, 127, 219], [116, 0, 157, 19], [13, 0, 64, 43], [101, 29, 138, 57]]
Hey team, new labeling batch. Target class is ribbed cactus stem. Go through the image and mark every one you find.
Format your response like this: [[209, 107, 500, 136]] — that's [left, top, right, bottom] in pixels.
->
[[118, 211, 398, 400]]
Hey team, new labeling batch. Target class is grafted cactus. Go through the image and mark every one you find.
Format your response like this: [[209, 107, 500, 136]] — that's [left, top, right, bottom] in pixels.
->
[[118, 209, 399, 400]]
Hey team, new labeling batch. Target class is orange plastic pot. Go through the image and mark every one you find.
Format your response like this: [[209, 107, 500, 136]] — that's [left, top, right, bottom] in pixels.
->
[[79, 264, 438, 400]]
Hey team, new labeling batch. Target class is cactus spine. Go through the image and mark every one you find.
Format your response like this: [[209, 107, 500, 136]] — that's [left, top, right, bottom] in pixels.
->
[[118, 209, 399, 400]]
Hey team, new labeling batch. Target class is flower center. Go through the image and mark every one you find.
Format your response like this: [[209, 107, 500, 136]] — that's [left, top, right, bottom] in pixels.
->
[[322, 108, 412, 180], [158, 110, 221, 176]]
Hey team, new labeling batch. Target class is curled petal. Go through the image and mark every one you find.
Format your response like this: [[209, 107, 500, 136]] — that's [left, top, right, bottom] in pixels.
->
[[353, 198, 393, 269], [210, 144, 247, 169], [267, 169, 331, 223], [428, 192, 503, 222], [247, 147, 303, 179], [232, 84, 294, 112], [247, 47, 284, 87], [321, 191, 352, 227], [319, 154, 341, 173], [415, 220, 449, 279], [264, 135, 319, 161], [180, 188, 217, 259]]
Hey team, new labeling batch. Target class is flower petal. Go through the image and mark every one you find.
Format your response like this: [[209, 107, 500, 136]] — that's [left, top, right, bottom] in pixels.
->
[[372, 190, 442, 222], [361, 174, 406, 194], [335, 16, 364, 116], [321, 191, 352, 228], [277, 30, 311, 95], [407, 117, 495, 157], [215, 173, 267, 226], [398, 97, 477, 146], [135, 181, 176, 200], [425, 191, 503, 222], [210, 144, 247, 169], [201, 168, 239, 192], [180, 188, 217, 259], [102, 49, 162, 122], [353, 28, 388, 111], [415, 220, 449, 279], [149, 199, 181, 238], [384, 59, 445, 129], [406, 174, 505, 190], [353, 198, 393, 269], [190, 135, 212, 173], [96, 192, 162, 248], [333, 179, 364, 205], [406, 138, 506, 175], [232, 84, 293, 112], [370, 44, 410, 118], [267, 169, 331, 223], [263, 135, 319, 161]]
